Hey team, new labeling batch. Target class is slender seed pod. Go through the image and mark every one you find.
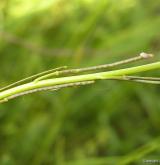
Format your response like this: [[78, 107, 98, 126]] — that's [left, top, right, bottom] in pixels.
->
[[111, 76, 160, 84], [0, 52, 159, 103], [0, 81, 95, 103], [0, 66, 67, 92], [34, 52, 154, 82]]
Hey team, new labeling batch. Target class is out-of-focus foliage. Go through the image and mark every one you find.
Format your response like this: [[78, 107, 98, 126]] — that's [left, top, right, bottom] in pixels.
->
[[0, 0, 160, 165]]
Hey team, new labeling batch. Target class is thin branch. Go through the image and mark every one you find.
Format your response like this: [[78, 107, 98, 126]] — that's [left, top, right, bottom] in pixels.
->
[[0, 52, 159, 103], [123, 76, 160, 81], [1, 53, 152, 91], [112, 76, 160, 84], [0, 66, 67, 92], [0, 81, 94, 103], [34, 52, 153, 82]]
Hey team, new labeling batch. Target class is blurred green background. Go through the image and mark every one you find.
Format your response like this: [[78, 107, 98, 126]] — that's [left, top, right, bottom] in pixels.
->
[[0, 0, 160, 165]]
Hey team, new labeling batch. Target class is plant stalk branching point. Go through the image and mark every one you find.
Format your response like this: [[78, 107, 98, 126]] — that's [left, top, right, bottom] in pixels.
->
[[0, 52, 159, 103]]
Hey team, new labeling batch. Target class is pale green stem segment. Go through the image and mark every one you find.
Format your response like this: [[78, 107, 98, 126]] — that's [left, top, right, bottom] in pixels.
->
[[0, 66, 67, 92], [0, 81, 95, 103], [34, 53, 153, 82], [0, 52, 153, 91], [128, 80, 160, 84], [113, 76, 160, 84], [123, 76, 160, 81], [0, 61, 160, 101]]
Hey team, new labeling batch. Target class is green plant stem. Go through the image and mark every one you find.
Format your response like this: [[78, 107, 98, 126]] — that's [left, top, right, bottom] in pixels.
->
[[0, 66, 67, 92], [112, 76, 160, 84], [1, 81, 95, 102], [0, 52, 153, 91], [0, 61, 160, 102], [34, 53, 152, 82]]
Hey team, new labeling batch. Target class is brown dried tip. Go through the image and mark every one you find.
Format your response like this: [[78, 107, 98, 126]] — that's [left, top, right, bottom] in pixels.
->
[[140, 52, 154, 59]]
